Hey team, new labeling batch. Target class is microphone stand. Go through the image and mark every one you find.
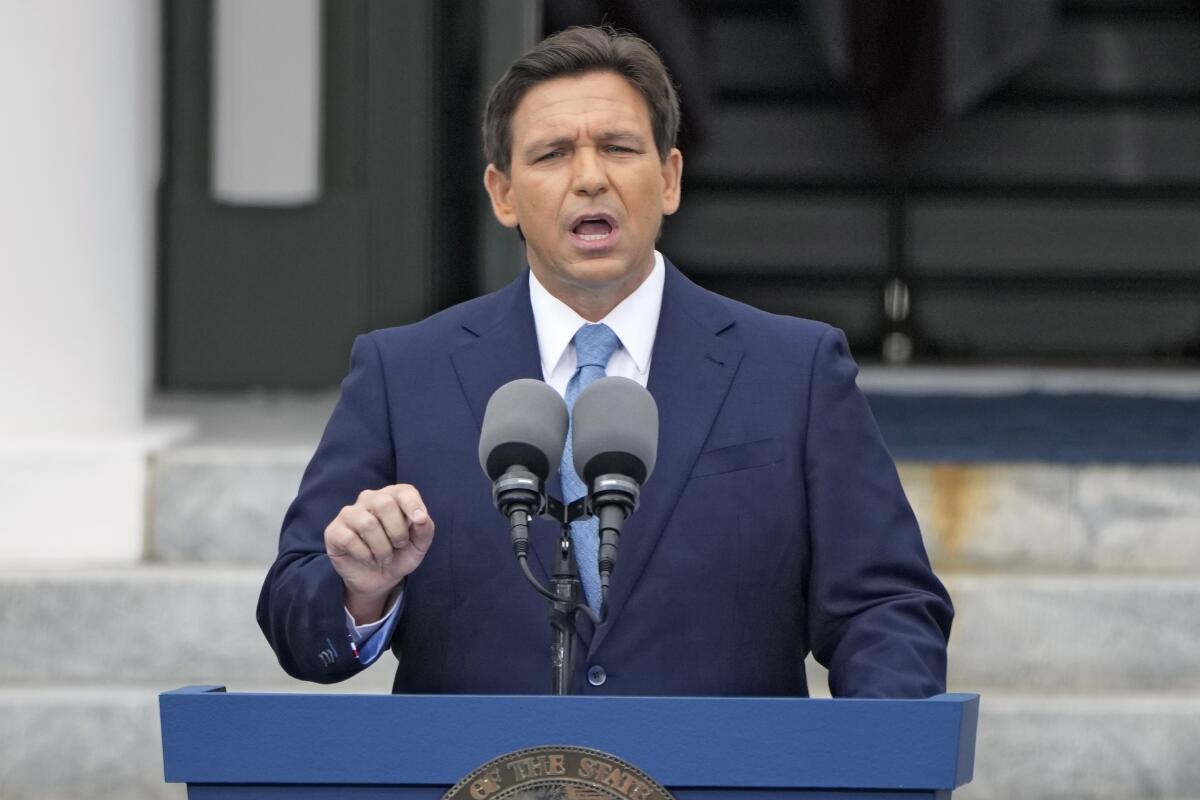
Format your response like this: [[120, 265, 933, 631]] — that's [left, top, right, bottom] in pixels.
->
[[548, 525, 581, 696], [507, 494, 603, 695]]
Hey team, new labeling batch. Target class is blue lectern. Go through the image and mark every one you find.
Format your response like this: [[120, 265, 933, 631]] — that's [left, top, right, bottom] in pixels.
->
[[160, 686, 977, 799]]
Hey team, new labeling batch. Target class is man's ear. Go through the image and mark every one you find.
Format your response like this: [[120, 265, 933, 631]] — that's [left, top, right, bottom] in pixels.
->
[[660, 147, 683, 216], [483, 164, 519, 228]]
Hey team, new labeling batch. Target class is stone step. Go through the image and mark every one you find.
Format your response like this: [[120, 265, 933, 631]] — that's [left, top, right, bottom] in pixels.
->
[[902, 463, 1200, 573], [150, 444, 1200, 573], [944, 573, 1200, 693], [2, 566, 1198, 692], [963, 693, 1200, 800], [703, 14, 1200, 101], [0, 680, 389, 800], [671, 192, 1200, 277], [0, 564, 392, 692], [1, 687, 1197, 800], [683, 106, 1200, 187], [149, 445, 310, 565], [0, 687, 178, 800]]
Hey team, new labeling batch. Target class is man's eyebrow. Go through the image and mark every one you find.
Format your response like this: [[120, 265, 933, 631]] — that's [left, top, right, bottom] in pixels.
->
[[597, 131, 647, 145], [523, 137, 573, 157], [521, 131, 648, 159]]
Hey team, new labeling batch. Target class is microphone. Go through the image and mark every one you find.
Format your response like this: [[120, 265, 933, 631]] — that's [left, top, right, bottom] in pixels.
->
[[571, 376, 658, 596], [478, 379, 569, 557]]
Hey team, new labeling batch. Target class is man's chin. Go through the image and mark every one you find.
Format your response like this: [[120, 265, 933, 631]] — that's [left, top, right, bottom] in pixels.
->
[[528, 245, 653, 288], [568, 252, 653, 284]]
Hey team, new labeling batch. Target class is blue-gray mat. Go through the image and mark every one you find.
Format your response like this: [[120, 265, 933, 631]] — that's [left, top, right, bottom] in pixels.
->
[[866, 393, 1200, 464]]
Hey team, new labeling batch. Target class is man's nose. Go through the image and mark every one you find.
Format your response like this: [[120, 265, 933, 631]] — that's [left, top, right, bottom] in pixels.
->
[[571, 149, 608, 196]]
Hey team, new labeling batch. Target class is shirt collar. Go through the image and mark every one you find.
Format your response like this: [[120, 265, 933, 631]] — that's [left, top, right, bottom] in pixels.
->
[[529, 251, 664, 376]]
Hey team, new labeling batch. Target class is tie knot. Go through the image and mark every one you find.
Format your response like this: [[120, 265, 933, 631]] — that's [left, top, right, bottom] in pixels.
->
[[573, 323, 620, 370]]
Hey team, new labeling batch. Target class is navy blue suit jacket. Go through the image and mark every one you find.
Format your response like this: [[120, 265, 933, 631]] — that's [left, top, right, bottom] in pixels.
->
[[257, 261, 953, 697]]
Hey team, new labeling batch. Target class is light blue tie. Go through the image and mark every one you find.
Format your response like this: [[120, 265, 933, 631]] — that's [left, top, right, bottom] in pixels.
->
[[561, 323, 621, 611]]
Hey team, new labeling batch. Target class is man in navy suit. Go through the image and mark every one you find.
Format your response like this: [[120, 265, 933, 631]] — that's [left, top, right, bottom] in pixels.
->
[[258, 26, 953, 697]]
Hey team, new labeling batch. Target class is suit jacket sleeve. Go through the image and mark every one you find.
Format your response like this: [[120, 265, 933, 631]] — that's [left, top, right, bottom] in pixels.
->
[[803, 327, 953, 697], [257, 333, 397, 682]]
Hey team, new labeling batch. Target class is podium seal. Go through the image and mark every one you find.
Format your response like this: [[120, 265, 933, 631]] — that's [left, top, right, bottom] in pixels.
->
[[444, 746, 675, 800]]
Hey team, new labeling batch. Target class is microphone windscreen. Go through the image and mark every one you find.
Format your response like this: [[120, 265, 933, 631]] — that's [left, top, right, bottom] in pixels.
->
[[572, 376, 658, 485], [478, 379, 569, 482]]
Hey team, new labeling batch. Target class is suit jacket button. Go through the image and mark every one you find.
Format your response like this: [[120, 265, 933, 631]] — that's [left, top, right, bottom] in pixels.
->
[[586, 665, 607, 686]]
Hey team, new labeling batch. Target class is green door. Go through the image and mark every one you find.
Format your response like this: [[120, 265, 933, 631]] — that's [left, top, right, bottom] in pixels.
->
[[160, 0, 533, 388]]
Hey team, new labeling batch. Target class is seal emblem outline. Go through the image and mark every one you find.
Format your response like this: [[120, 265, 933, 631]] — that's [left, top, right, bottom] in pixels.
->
[[443, 745, 676, 800]]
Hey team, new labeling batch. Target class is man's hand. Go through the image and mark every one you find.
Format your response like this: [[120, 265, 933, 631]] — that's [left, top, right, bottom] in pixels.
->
[[324, 484, 435, 624]]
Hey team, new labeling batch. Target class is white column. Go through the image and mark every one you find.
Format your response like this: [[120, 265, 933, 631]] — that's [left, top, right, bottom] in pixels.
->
[[0, 0, 172, 563]]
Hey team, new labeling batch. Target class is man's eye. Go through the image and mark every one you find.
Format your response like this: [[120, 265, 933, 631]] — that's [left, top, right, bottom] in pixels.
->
[[537, 150, 564, 161], [605, 145, 634, 154]]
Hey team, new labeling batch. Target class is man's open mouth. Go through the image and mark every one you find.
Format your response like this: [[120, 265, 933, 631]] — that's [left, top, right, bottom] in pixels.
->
[[570, 213, 618, 243]]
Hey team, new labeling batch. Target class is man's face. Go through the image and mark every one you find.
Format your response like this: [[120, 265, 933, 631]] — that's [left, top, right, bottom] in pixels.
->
[[484, 70, 683, 314]]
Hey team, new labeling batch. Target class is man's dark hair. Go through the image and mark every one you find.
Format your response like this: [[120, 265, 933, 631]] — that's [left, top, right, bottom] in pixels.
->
[[482, 26, 680, 174]]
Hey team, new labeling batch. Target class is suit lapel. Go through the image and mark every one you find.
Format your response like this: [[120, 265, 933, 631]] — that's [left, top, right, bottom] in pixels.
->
[[449, 273, 561, 582], [587, 262, 743, 656], [450, 273, 542, 428]]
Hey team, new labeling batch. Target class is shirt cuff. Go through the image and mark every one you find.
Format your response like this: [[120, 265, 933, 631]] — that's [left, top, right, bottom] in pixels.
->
[[344, 585, 404, 666]]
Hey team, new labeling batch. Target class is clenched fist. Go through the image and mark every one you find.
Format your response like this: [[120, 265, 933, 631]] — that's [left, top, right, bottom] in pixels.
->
[[325, 484, 435, 624]]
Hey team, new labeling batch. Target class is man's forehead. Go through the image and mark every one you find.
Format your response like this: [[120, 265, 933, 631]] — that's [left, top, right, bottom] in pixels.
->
[[519, 109, 648, 143], [512, 72, 652, 140]]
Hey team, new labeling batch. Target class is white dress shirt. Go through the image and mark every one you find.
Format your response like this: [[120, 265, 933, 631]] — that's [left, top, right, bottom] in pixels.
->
[[529, 250, 663, 395], [345, 252, 667, 660]]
